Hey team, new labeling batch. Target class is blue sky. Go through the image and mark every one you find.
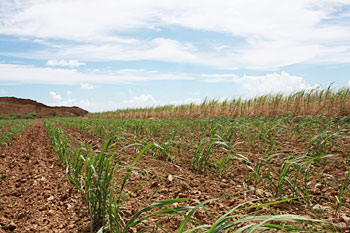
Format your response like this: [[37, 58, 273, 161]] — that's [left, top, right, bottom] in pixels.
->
[[0, 0, 349, 112]]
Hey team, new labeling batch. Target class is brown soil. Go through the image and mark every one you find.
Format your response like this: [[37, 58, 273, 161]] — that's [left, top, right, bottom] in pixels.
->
[[1, 120, 349, 232], [0, 120, 90, 233], [57, 124, 350, 232], [0, 97, 88, 117]]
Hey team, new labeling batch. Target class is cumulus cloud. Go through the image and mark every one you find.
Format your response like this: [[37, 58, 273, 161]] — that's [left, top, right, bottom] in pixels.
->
[[49, 91, 61, 101], [202, 71, 319, 96], [46, 59, 85, 67], [237, 72, 319, 95], [46, 92, 101, 112], [47, 91, 159, 112], [47, 97, 99, 112], [80, 83, 98, 90], [66, 90, 72, 95], [124, 94, 158, 108]]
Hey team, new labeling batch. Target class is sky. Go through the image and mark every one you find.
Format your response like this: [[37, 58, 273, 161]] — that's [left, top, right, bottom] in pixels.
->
[[0, 0, 349, 112]]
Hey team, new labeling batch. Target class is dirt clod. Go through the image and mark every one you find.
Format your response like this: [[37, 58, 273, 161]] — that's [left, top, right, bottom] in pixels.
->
[[0, 120, 89, 232]]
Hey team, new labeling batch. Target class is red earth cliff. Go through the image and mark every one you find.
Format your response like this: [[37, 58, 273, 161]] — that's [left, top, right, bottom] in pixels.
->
[[0, 97, 88, 117]]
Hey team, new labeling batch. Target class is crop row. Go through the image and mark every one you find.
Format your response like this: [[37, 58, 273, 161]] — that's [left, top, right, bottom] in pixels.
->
[[91, 87, 350, 119], [43, 120, 337, 232], [51, 115, 350, 167], [51, 116, 350, 191], [50, 116, 350, 227], [0, 119, 25, 129], [0, 119, 34, 145]]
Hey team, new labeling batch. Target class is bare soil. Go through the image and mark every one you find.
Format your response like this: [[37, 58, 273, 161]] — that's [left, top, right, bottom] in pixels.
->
[[1, 120, 350, 232], [0, 97, 88, 117], [0, 120, 89, 233], [59, 124, 350, 232]]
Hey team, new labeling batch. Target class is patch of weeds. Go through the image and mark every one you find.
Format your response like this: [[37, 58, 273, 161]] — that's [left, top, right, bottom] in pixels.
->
[[0, 170, 6, 180]]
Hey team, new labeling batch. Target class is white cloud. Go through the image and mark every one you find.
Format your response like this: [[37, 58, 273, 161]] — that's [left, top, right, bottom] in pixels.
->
[[46, 93, 101, 112], [0, 63, 194, 85], [20, 38, 199, 66], [0, 0, 333, 41], [0, 0, 349, 69], [49, 91, 61, 101], [80, 83, 98, 90], [124, 94, 158, 108], [0, 89, 7, 95], [348, 80, 350, 87], [202, 71, 319, 96], [46, 59, 85, 67], [237, 72, 318, 96], [47, 97, 97, 112], [0, 0, 155, 41], [66, 90, 72, 95]]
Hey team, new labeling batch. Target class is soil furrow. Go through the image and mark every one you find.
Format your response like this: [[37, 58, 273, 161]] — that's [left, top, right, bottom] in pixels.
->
[[56, 122, 350, 232], [54, 123, 309, 231], [0, 120, 89, 233]]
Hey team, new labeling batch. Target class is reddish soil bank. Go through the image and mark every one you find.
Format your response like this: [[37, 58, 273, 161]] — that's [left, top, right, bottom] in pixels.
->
[[0, 97, 88, 117], [0, 120, 89, 233]]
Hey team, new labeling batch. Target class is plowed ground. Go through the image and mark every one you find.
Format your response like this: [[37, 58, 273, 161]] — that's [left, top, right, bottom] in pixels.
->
[[1, 120, 350, 232], [0, 120, 89, 233], [59, 123, 350, 232]]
